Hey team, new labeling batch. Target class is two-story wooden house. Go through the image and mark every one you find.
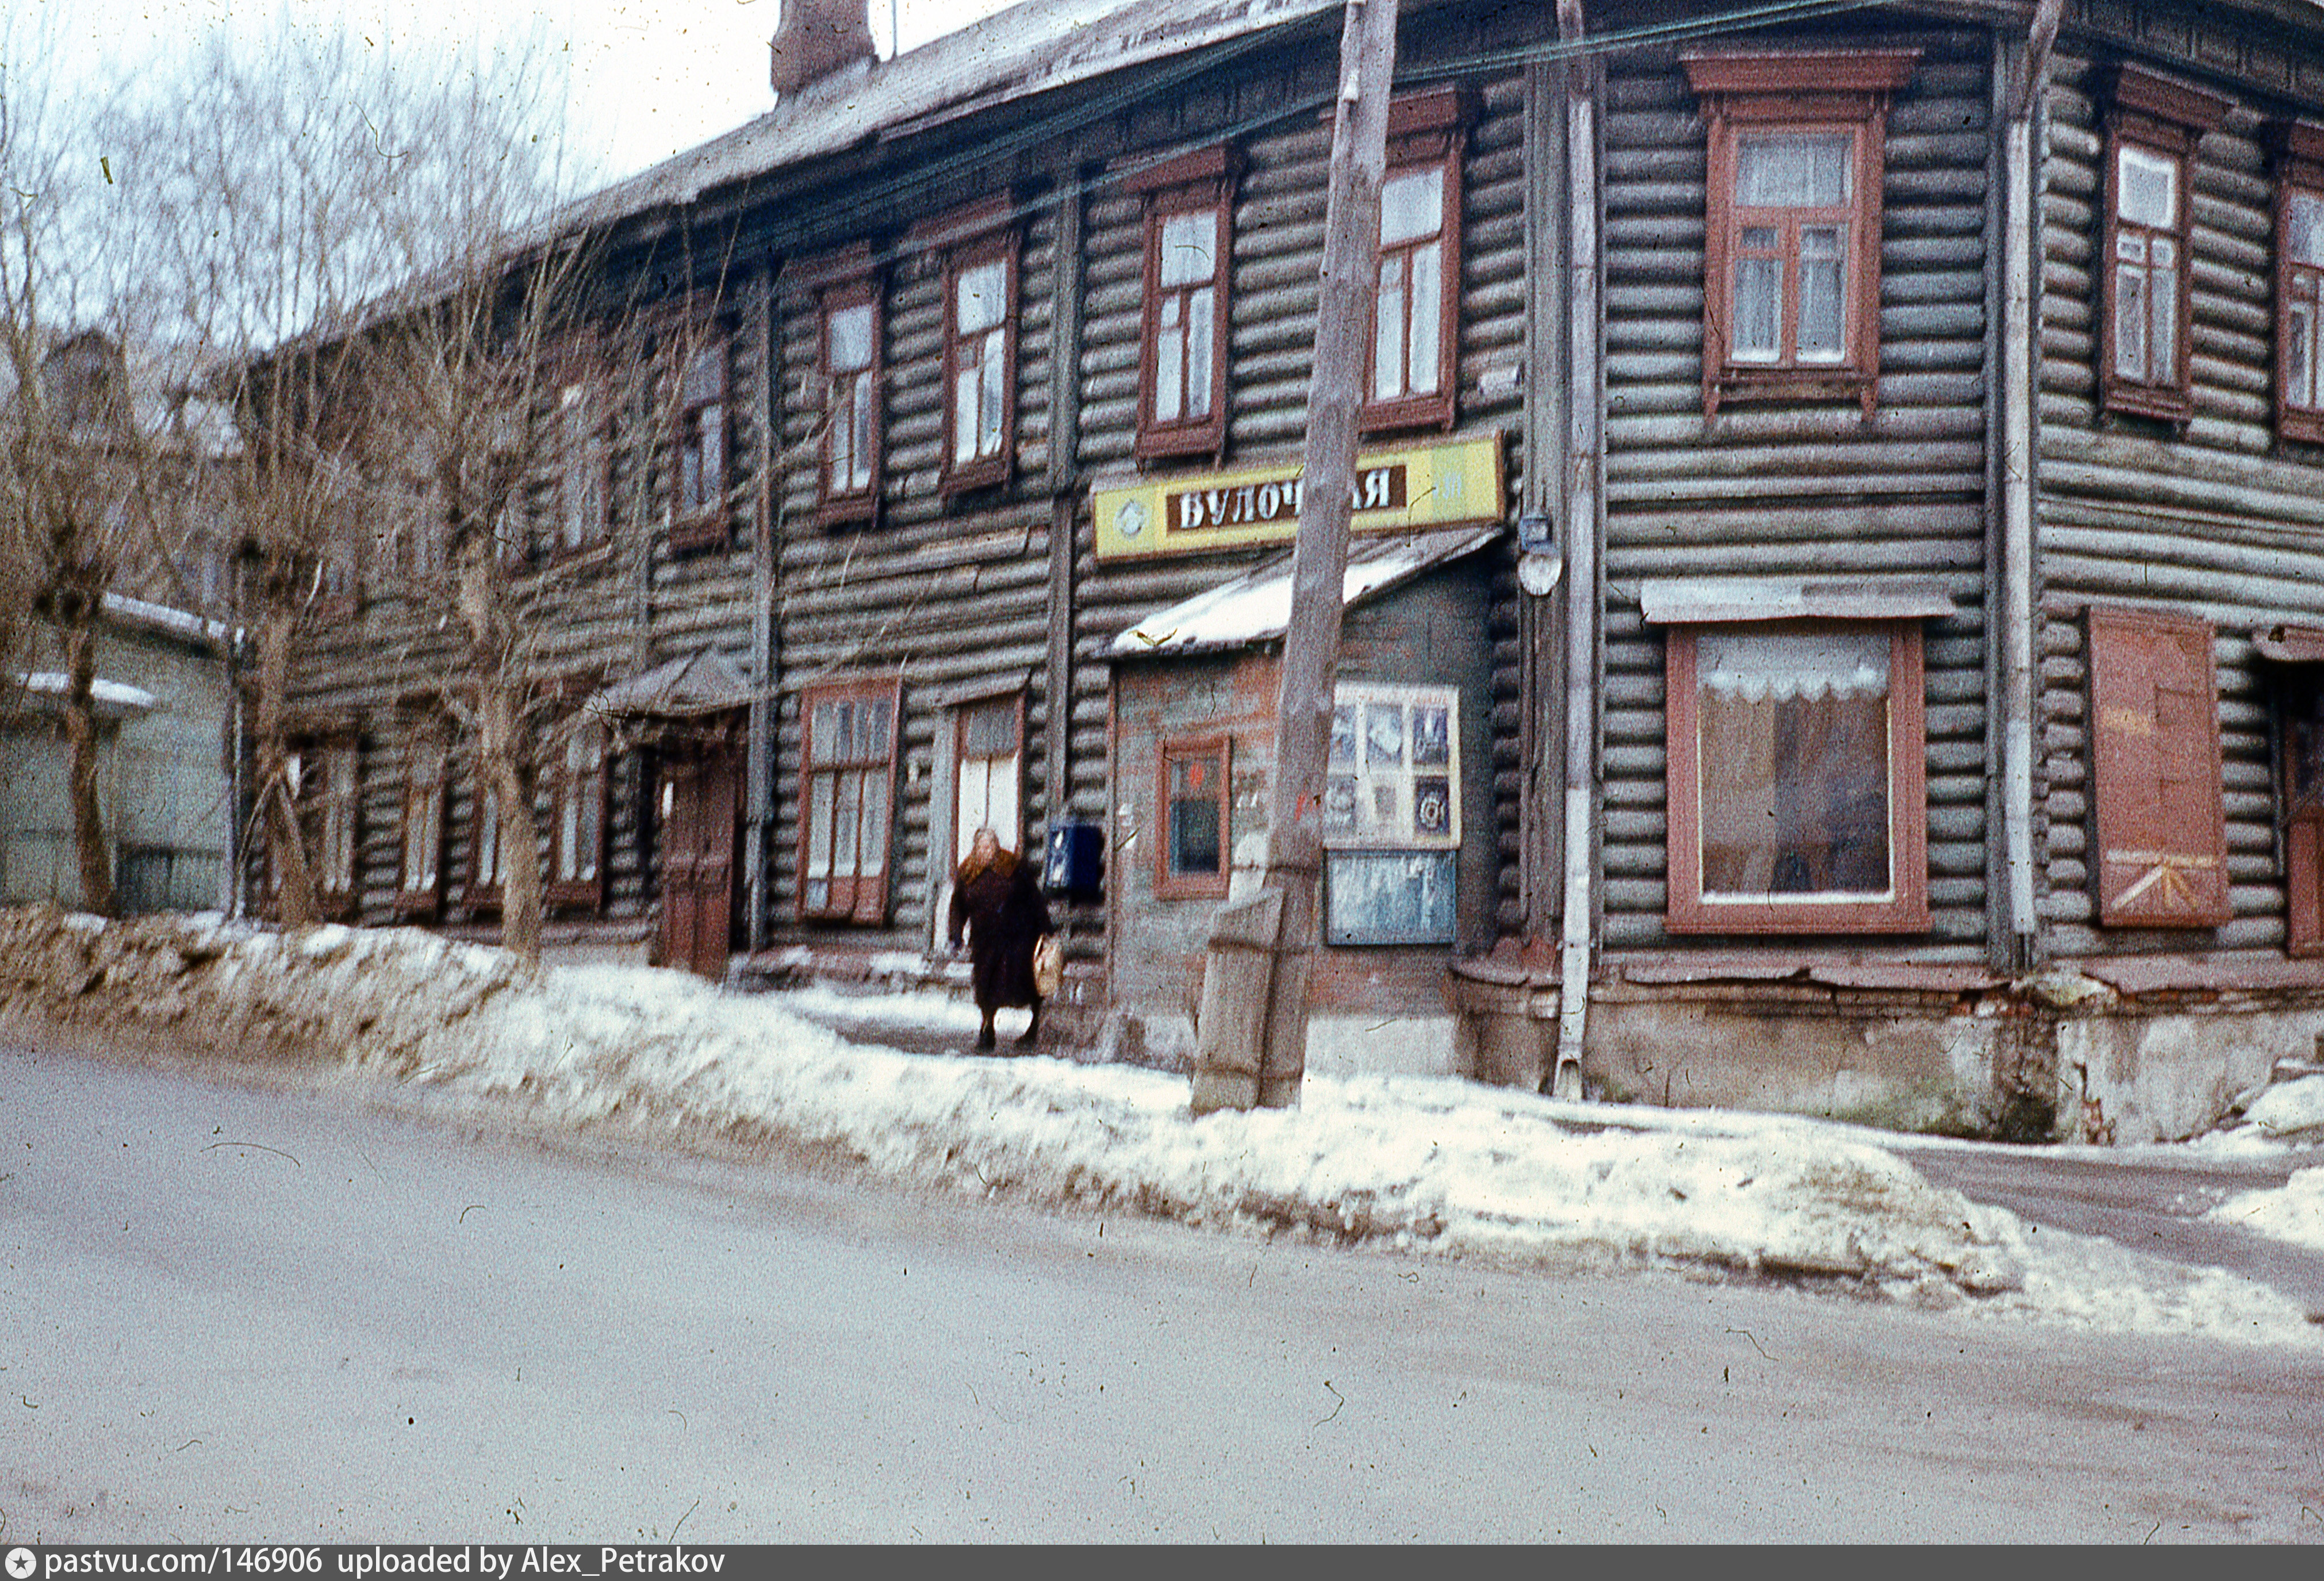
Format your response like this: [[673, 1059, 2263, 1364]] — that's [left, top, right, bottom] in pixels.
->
[[266, 0, 2324, 1140]]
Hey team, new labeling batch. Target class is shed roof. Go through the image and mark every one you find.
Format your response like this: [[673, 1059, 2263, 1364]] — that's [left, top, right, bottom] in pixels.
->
[[1106, 525, 1499, 659]]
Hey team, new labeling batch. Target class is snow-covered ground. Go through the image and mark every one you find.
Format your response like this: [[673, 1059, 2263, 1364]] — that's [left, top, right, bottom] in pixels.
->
[[7, 910, 2321, 1350]]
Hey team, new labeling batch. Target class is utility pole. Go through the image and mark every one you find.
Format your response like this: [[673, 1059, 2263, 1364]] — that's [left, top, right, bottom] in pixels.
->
[[1190, 0, 1399, 1114]]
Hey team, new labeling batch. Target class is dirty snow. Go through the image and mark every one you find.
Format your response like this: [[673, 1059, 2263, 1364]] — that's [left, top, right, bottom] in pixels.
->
[[7, 910, 2321, 1350], [2207, 1166, 2324, 1253]]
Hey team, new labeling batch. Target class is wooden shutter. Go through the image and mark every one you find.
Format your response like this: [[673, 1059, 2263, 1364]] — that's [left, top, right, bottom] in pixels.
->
[[2087, 606, 2230, 927]]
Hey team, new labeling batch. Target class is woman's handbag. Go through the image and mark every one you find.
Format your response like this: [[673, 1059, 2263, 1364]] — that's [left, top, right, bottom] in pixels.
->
[[1031, 933, 1064, 999]]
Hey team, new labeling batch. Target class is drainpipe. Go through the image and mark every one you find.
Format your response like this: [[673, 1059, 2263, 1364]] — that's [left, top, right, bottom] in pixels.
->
[[1997, 0, 2060, 968], [1551, 0, 1601, 1101]]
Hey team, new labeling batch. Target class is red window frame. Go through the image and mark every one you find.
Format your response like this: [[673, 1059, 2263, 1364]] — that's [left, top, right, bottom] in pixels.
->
[[923, 199, 1019, 497], [816, 261, 884, 525], [2099, 66, 2229, 425], [1125, 145, 1238, 461], [1663, 620, 1931, 935], [798, 675, 902, 924], [2086, 605, 2231, 930], [2269, 121, 2324, 446], [1156, 735, 1232, 900], [1683, 50, 1916, 418], [1362, 89, 1467, 435], [670, 328, 733, 551]]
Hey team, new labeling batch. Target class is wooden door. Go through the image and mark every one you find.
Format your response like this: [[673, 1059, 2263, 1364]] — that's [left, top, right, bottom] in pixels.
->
[[661, 747, 739, 980]]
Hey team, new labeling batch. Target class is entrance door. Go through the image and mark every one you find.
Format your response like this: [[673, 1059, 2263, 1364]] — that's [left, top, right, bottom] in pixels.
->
[[661, 746, 739, 980], [2285, 684, 2324, 957]]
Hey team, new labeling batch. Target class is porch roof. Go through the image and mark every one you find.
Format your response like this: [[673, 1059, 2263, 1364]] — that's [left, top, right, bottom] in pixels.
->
[[1105, 525, 1500, 660], [586, 646, 757, 718]]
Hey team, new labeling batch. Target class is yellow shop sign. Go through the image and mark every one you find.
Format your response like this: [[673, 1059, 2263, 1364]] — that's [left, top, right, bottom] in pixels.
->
[[1091, 435, 1505, 559]]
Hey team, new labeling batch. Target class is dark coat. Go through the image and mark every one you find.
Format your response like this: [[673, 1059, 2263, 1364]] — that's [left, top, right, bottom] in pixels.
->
[[948, 849, 1052, 1010]]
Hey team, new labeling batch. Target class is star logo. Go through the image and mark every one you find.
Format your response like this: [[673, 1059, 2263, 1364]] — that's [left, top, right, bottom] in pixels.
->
[[7, 1547, 37, 1580]]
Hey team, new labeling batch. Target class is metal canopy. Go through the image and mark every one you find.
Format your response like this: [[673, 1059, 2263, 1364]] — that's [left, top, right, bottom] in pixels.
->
[[585, 646, 756, 718], [1636, 577, 1957, 626], [1105, 525, 1500, 660]]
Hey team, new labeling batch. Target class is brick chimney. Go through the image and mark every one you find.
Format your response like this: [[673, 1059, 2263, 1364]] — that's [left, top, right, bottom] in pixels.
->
[[770, 0, 876, 95]]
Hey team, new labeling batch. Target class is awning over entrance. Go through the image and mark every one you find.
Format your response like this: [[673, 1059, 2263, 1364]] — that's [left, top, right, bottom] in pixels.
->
[[585, 646, 756, 718], [1105, 525, 1500, 659]]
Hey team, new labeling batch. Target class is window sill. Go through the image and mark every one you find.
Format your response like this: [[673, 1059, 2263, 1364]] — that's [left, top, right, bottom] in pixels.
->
[[667, 514, 733, 554], [940, 458, 1010, 498], [1136, 424, 1228, 463], [1664, 896, 1932, 936], [816, 494, 880, 529], [1359, 394, 1457, 436], [1155, 874, 1230, 903], [1706, 367, 1877, 417], [2100, 383, 2193, 425]]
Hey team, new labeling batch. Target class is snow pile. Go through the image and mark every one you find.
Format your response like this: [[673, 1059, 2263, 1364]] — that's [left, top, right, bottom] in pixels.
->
[[5, 907, 2318, 1347], [2207, 1167, 2324, 1253], [2241, 1075, 2324, 1141]]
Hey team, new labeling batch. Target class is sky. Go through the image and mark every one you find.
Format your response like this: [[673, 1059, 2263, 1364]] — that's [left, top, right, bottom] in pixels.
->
[[33, 0, 1022, 186]]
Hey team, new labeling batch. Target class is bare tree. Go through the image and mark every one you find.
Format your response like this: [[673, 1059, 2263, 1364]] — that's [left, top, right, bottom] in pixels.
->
[[108, 22, 582, 938]]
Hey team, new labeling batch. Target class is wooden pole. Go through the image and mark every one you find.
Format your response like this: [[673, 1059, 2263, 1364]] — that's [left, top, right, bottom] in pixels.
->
[[1190, 0, 1398, 1114]]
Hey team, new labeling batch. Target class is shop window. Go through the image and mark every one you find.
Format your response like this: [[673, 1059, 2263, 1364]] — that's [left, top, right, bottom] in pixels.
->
[[1683, 50, 1918, 417], [397, 732, 447, 917], [800, 676, 900, 923], [1321, 682, 1460, 945], [1126, 146, 1238, 459], [1363, 91, 1466, 434], [931, 205, 1019, 495], [2100, 66, 2229, 424], [819, 270, 883, 524], [1665, 623, 1930, 933], [547, 714, 607, 909], [1157, 736, 1231, 900], [671, 333, 731, 550], [2271, 122, 2324, 445], [2087, 606, 2229, 928]]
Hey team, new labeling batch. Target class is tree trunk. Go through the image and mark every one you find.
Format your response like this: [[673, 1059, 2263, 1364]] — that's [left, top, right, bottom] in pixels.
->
[[253, 589, 319, 927], [456, 539, 542, 966], [60, 614, 115, 917]]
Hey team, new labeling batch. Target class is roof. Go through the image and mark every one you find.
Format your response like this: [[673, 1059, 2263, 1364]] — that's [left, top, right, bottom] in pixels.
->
[[14, 673, 157, 719], [558, 0, 1343, 239], [1106, 525, 1500, 659], [587, 646, 758, 717]]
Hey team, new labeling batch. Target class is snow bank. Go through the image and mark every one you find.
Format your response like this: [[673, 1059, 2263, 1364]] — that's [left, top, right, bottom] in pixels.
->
[[2207, 1167, 2324, 1253], [5, 907, 2317, 1348]]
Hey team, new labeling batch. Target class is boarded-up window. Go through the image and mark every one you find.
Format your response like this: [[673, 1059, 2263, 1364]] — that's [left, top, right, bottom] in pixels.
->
[[2087, 606, 2230, 928], [800, 676, 899, 924]]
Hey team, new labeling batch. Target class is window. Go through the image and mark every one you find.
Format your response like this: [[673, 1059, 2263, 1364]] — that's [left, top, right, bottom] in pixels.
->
[[2086, 606, 2229, 928], [1665, 622, 1930, 933], [397, 731, 447, 916], [1157, 736, 1231, 900], [2268, 645, 2324, 956], [671, 333, 731, 550], [1363, 91, 1466, 433], [547, 713, 607, 908], [2099, 66, 2229, 424], [1683, 50, 1918, 417], [1324, 682, 1461, 849], [819, 272, 883, 523], [554, 377, 609, 555], [1126, 146, 1238, 459], [470, 775, 504, 909], [800, 677, 900, 923], [926, 204, 1018, 495], [953, 694, 1023, 869], [2271, 122, 2324, 445], [316, 739, 358, 911]]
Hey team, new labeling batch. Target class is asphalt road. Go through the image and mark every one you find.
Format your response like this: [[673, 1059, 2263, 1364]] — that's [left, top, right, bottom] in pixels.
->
[[4, 1038, 2322, 1542]]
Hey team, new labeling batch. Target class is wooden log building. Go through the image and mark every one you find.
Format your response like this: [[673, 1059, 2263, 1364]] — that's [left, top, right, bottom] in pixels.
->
[[264, 0, 2324, 1140]]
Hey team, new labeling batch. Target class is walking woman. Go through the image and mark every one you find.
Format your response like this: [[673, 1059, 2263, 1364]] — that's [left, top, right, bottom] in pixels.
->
[[947, 827, 1053, 1050]]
